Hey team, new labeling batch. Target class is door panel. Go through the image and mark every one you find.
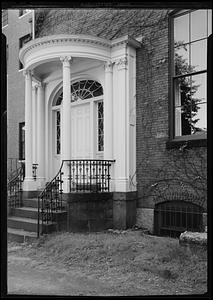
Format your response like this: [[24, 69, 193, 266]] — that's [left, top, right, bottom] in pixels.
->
[[71, 103, 90, 158]]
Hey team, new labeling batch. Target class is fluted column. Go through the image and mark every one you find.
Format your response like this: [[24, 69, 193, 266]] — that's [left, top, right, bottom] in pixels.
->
[[113, 56, 129, 192], [23, 69, 37, 190], [32, 85, 37, 164], [104, 61, 114, 160], [37, 82, 45, 186], [60, 56, 72, 192], [24, 70, 33, 181], [60, 56, 72, 161]]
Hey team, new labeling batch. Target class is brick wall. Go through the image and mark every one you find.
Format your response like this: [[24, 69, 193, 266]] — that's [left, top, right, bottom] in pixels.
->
[[35, 9, 207, 211], [3, 10, 33, 162]]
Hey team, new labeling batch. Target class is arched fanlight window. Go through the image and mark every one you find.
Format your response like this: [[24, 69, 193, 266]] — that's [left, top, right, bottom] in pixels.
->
[[55, 80, 103, 106]]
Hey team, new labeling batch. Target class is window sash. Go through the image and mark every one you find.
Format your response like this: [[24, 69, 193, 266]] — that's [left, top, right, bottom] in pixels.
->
[[171, 9, 209, 139]]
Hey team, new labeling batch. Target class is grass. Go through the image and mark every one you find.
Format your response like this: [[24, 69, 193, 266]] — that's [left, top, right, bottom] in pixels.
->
[[9, 230, 208, 295]]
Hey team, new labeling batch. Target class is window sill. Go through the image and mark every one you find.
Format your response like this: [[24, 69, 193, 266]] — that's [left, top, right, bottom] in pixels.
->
[[166, 135, 207, 149]]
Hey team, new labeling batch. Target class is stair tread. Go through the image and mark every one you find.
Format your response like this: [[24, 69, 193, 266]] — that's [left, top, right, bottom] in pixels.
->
[[8, 216, 56, 225], [8, 227, 37, 237], [14, 207, 38, 212]]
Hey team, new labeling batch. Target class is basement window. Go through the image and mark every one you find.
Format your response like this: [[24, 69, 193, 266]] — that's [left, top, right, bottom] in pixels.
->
[[154, 200, 204, 238]]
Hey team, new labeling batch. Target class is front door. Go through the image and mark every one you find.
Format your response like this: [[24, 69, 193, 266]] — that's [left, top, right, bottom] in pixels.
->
[[71, 102, 91, 159]]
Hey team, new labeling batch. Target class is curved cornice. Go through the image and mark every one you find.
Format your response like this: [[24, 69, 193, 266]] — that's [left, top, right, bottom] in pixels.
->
[[19, 34, 142, 65]]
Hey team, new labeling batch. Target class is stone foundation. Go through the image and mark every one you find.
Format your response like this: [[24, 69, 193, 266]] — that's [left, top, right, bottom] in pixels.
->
[[113, 192, 137, 229], [66, 193, 113, 232], [136, 208, 154, 233]]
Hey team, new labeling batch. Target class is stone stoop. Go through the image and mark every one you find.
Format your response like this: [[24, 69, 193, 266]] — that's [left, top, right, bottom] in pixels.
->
[[8, 198, 67, 243]]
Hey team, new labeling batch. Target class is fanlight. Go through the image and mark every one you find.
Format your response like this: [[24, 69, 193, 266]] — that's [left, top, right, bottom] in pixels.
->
[[55, 80, 103, 105]]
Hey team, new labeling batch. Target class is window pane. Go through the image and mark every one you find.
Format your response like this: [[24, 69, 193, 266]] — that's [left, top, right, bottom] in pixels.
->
[[175, 44, 190, 75], [191, 39, 207, 72], [191, 10, 207, 41], [191, 103, 207, 134], [174, 73, 207, 136], [174, 13, 189, 44], [174, 76, 192, 136], [191, 73, 206, 104], [208, 10, 212, 37]]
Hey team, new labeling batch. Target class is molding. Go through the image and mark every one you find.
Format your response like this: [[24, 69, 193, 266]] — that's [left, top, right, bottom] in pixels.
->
[[114, 56, 128, 70], [104, 60, 114, 72], [19, 34, 142, 65]]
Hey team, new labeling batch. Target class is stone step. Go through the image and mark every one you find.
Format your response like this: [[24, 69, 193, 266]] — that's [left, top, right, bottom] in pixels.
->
[[22, 198, 39, 208], [11, 207, 38, 219], [8, 228, 37, 243], [11, 206, 67, 220], [8, 216, 57, 233], [22, 198, 66, 209]]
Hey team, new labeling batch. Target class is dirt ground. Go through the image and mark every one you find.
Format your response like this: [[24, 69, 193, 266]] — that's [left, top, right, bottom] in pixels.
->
[[7, 230, 208, 296]]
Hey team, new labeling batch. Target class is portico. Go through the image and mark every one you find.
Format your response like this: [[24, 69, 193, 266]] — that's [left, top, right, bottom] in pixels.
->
[[19, 34, 140, 196]]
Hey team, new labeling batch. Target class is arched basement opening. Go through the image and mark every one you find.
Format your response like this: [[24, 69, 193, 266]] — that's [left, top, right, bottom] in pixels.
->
[[154, 200, 204, 238]]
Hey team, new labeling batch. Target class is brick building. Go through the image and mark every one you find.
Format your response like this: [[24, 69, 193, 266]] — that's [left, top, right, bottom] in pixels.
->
[[5, 7, 211, 239], [2, 9, 35, 177]]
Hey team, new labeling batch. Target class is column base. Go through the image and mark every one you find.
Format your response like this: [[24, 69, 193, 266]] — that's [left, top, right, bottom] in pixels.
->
[[113, 191, 137, 229], [113, 177, 129, 192], [36, 177, 46, 190], [22, 177, 39, 191]]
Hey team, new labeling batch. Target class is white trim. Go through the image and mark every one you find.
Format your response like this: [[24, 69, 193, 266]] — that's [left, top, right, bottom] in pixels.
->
[[2, 24, 8, 29], [18, 10, 32, 19]]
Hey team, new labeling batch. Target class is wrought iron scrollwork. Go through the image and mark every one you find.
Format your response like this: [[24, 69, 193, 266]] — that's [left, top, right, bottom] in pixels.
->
[[8, 162, 25, 210]]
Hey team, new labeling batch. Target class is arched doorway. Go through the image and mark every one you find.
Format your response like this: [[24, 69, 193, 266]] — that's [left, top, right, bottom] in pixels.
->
[[52, 80, 104, 166]]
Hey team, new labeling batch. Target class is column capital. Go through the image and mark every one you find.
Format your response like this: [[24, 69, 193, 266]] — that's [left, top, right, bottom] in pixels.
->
[[23, 69, 33, 77], [104, 60, 114, 73], [60, 56, 72, 66], [114, 56, 128, 70], [37, 81, 46, 89]]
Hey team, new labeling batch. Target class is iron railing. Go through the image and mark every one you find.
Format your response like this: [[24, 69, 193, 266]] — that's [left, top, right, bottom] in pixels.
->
[[154, 202, 204, 238], [7, 163, 25, 211], [7, 158, 24, 181], [37, 159, 115, 237]]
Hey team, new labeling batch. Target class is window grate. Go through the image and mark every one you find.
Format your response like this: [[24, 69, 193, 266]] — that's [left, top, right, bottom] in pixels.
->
[[154, 201, 204, 238]]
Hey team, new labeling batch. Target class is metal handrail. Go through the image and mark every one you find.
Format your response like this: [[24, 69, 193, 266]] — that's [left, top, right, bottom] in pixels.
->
[[8, 163, 25, 210], [37, 159, 115, 237]]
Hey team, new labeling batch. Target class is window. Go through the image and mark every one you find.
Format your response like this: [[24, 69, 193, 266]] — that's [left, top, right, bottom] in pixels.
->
[[97, 101, 104, 151], [2, 9, 8, 27], [19, 34, 32, 69], [171, 9, 211, 139], [19, 9, 31, 17], [19, 122, 25, 160], [56, 111, 61, 155], [154, 201, 204, 238]]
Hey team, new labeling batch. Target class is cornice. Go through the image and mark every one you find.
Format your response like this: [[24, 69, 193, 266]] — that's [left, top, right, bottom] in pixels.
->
[[19, 34, 142, 64]]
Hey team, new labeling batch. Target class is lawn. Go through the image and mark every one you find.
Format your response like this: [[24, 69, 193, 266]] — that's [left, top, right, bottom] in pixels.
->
[[8, 229, 207, 296]]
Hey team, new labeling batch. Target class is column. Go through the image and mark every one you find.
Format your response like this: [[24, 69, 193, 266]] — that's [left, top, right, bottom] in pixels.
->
[[37, 82, 45, 187], [104, 61, 113, 160], [113, 56, 129, 192], [60, 56, 72, 192], [112, 56, 137, 229], [23, 70, 35, 190], [60, 56, 72, 160], [32, 85, 37, 164]]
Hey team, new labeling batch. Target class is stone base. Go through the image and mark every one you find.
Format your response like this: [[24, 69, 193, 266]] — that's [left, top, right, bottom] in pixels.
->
[[22, 178, 38, 191], [113, 192, 137, 229], [136, 208, 154, 233], [179, 231, 207, 249], [66, 193, 113, 232]]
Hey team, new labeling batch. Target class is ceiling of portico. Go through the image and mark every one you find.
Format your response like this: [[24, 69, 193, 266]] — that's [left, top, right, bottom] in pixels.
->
[[33, 57, 103, 81]]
